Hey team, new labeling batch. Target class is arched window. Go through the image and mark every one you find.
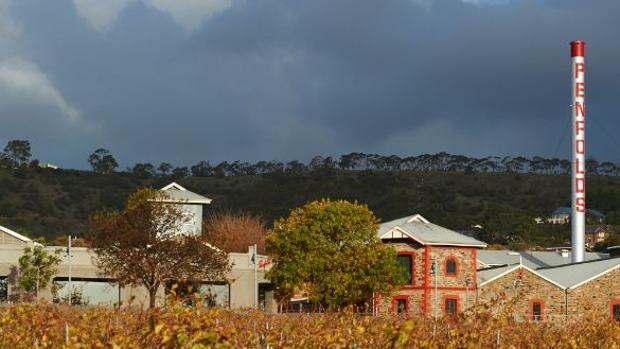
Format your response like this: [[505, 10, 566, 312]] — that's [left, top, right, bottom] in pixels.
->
[[444, 296, 459, 316], [445, 257, 458, 276]]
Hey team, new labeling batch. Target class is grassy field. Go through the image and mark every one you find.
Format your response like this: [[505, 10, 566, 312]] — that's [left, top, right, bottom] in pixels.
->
[[1, 303, 618, 348]]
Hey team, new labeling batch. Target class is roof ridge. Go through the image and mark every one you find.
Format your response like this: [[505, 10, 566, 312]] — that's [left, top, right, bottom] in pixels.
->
[[536, 255, 620, 270]]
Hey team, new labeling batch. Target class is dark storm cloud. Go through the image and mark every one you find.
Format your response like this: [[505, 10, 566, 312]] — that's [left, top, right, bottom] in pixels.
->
[[1, 0, 620, 168]]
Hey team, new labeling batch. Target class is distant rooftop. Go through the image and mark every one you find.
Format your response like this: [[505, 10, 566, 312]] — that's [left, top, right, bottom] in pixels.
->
[[159, 182, 212, 204], [477, 249, 608, 269], [551, 207, 605, 217]]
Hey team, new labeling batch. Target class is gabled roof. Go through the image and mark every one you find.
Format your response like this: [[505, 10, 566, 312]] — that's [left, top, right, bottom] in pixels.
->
[[378, 214, 487, 247], [0, 225, 33, 243], [536, 257, 620, 289], [550, 207, 571, 216], [477, 263, 565, 289], [159, 182, 212, 204], [477, 250, 608, 269], [477, 264, 520, 287]]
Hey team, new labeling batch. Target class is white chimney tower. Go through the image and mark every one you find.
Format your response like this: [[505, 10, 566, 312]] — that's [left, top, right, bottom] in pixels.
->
[[570, 40, 586, 263]]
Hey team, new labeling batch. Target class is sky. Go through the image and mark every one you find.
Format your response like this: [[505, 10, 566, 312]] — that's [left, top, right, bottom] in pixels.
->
[[0, 0, 619, 169]]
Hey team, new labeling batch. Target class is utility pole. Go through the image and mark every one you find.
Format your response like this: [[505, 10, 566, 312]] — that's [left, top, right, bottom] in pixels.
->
[[253, 244, 258, 309], [66, 235, 72, 304]]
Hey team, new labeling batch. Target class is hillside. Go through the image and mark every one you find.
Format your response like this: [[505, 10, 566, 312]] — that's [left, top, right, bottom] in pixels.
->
[[1, 166, 620, 248]]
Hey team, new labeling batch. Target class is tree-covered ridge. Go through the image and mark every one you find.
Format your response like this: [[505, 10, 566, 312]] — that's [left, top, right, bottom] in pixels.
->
[[1, 138, 620, 248], [2, 164, 620, 250]]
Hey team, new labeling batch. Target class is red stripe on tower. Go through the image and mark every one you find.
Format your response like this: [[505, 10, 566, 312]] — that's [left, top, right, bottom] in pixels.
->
[[571, 40, 585, 57]]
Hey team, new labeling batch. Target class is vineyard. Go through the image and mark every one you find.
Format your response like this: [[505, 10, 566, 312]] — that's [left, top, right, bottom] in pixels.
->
[[1, 304, 619, 348]]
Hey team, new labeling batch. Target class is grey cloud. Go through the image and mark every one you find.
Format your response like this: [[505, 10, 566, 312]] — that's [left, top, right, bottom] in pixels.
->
[[1, 0, 620, 168]]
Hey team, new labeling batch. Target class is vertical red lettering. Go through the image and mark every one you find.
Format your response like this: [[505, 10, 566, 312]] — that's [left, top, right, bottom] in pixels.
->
[[576, 197, 586, 212], [575, 82, 585, 97], [575, 121, 585, 136], [575, 63, 585, 79], [576, 140, 585, 154], [575, 157, 585, 174], [574, 102, 586, 117], [576, 177, 585, 193]]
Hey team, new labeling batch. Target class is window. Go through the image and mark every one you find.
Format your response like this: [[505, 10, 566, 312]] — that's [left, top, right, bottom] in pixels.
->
[[611, 299, 620, 321], [445, 257, 457, 276], [53, 278, 119, 305], [392, 296, 409, 314], [613, 304, 620, 321], [530, 300, 544, 321], [444, 297, 458, 316], [397, 253, 414, 286], [0, 277, 6, 302]]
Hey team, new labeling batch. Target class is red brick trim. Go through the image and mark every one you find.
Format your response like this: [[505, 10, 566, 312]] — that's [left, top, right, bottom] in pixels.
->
[[529, 299, 544, 321], [442, 294, 460, 316], [444, 256, 459, 277], [397, 251, 416, 289], [610, 298, 620, 321]]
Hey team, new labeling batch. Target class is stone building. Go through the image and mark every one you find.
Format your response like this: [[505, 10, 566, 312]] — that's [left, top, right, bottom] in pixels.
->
[[377, 214, 620, 321], [375, 214, 486, 316], [476, 253, 620, 321]]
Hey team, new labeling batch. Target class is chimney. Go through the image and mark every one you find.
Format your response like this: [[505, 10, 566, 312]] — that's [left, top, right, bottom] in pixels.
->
[[571, 40, 586, 263]]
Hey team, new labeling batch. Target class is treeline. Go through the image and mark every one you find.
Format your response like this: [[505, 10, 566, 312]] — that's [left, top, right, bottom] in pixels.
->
[[129, 153, 620, 178], [2, 139, 619, 177]]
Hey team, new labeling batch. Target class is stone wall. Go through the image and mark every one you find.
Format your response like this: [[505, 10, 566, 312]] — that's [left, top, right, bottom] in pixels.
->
[[567, 266, 620, 319], [379, 242, 478, 316], [428, 246, 477, 288], [477, 267, 566, 321]]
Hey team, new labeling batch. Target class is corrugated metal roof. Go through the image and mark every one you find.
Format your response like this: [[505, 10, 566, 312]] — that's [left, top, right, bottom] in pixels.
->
[[536, 257, 620, 289], [159, 182, 212, 204], [378, 214, 487, 247], [477, 250, 608, 269]]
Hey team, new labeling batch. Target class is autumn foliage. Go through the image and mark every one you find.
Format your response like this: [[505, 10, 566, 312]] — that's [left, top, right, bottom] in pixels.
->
[[204, 211, 267, 254], [1, 303, 620, 348], [88, 188, 231, 308]]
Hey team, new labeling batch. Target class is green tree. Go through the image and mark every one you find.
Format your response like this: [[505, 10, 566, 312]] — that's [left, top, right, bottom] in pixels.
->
[[18, 245, 62, 298], [3, 139, 31, 168], [88, 188, 231, 308], [266, 199, 404, 310], [158, 162, 173, 176], [88, 148, 119, 174]]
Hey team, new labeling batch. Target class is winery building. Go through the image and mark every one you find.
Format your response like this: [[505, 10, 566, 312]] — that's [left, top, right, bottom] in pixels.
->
[[377, 214, 620, 321]]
